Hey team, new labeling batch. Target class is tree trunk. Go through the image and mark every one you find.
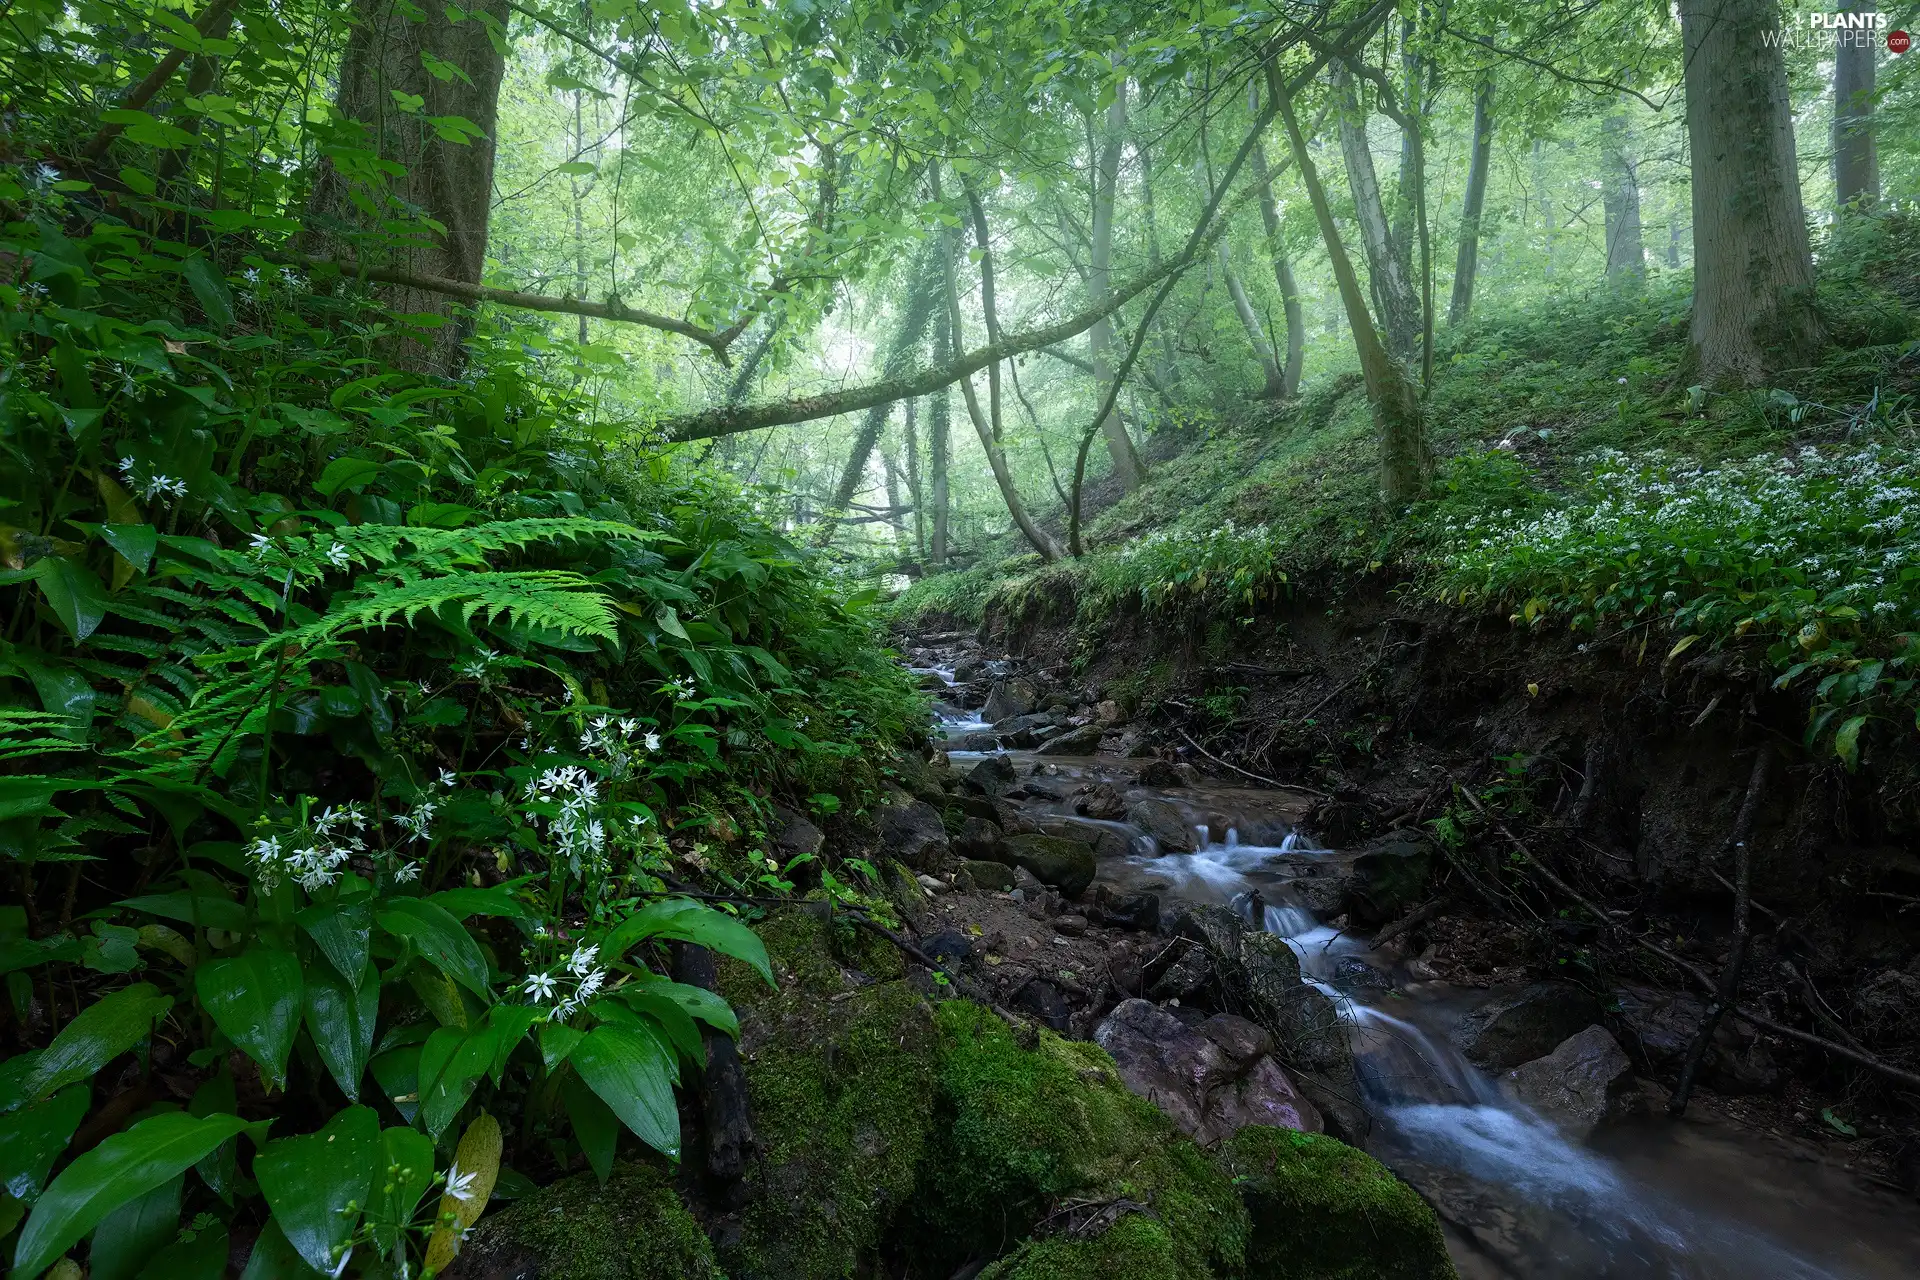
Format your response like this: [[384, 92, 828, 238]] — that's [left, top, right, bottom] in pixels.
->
[[1087, 84, 1145, 490], [1448, 79, 1494, 326], [307, 0, 511, 376], [1602, 104, 1645, 283], [812, 245, 942, 547], [1277, 80, 1429, 504], [1832, 0, 1879, 209], [881, 446, 909, 557], [928, 292, 952, 570], [902, 396, 926, 561], [1333, 65, 1421, 361], [1251, 134, 1305, 397], [950, 187, 1064, 561], [1136, 143, 1184, 397], [1680, 0, 1819, 386]]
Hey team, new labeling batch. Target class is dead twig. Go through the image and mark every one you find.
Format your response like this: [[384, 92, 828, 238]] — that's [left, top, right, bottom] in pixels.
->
[[1178, 728, 1331, 797]]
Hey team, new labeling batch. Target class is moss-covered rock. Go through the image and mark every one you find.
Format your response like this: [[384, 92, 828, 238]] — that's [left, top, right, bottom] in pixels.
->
[[716, 906, 935, 1280], [911, 1001, 1248, 1279], [445, 1160, 722, 1280], [976, 1212, 1184, 1279], [1219, 1127, 1455, 1280]]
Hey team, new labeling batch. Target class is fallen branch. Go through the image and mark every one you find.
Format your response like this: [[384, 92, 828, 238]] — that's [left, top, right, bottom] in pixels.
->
[[1457, 786, 1920, 1093], [1177, 728, 1331, 798], [1369, 895, 1454, 952]]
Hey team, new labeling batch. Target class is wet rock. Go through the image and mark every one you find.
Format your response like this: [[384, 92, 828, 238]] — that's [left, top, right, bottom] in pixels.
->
[[954, 816, 1002, 860], [952, 660, 983, 682], [980, 678, 1038, 723], [1499, 1025, 1636, 1139], [993, 834, 1097, 899], [1148, 947, 1214, 1003], [1450, 982, 1601, 1071], [1089, 887, 1161, 933], [954, 859, 1016, 893], [1131, 759, 1184, 787], [1074, 782, 1130, 820], [1127, 797, 1198, 853], [1106, 942, 1145, 997], [1094, 699, 1127, 726], [966, 754, 1017, 797], [1093, 1000, 1322, 1144], [916, 874, 951, 896], [959, 793, 1002, 824], [1035, 724, 1104, 756], [991, 711, 1053, 735], [955, 731, 1000, 752], [1333, 955, 1394, 991], [921, 930, 974, 969], [878, 799, 950, 870], [1347, 828, 1434, 926], [772, 809, 825, 860], [1053, 914, 1088, 937], [1012, 978, 1073, 1032], [917, 671, 951, 691], [1608, 983, 1780, 1091]]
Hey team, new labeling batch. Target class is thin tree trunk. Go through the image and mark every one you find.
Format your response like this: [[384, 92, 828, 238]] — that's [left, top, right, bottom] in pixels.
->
[[1276, 76, 1428, 504], [1832, 0, 1879, 210], [1602, 103, 1645, 283], [1680, 0, 1820, 387], [1087, 84, 1145, 490], [1333, 65, 1421, 361], [307, 0, 511, 375], [812, 245, 942, 548], [951, 180, 1064, 561], [902, 397, 926, 561], [1448, 79, 1494, 326], [727, 313, 784, 404], [929, 304, 952, 570], [881, 446, 909, 557], [1250, 120, 1305, 398], [1136, 143, 1183, 396], [1197, 134, 1285, 399]]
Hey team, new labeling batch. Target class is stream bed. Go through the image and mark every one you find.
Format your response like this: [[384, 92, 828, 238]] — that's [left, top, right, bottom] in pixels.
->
[[910, 650, 1920, 1279]]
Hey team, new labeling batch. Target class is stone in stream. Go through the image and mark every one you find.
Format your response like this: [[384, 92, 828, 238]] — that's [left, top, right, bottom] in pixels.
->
[[955, 731, 1000, 752], [953, 859, 1017, 893], [1449, 981, 1601, 1071], [1094, 999, 1323, 1144], [1094, 698, 1127, 725], [952, 659, 983, 682], [1166, 904, 1353, 1075], [1608, 983, 1782, 1094], [966, 754, 1017, 796], [1131, 759, 1184, 787], [1089, 886, 1161, 933], [954, 816, 1002, 860], [1074, 781, 1130, 820], [878, 799, 949, 870], [1127, 797, 1198, 852], [991, 833, 1097, 899], [1498, 1025, 1636, 1139], [980, 677, 1038, 722], [1346, 827, 1434, 925], [1034, 723, 1104, 756], [991, 711, 1053, 735], [1148, 946, 1215, 1003]]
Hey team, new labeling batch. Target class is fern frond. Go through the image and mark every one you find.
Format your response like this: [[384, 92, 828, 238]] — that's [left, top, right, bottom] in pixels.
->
[[280, 570, 621, 647]]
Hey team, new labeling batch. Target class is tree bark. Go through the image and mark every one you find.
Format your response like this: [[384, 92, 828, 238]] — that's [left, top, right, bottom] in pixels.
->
[[1251, 130, 1305, 397], [1333, 65, 1421, 361], [1202, 143, 1287, 399], [929, 304, 952, 570], [1832, 0, 1879, 210], [811, 244, 942, 548], [1087, 83, 1146, 491], [307, 0, 512, 376], [1680, 0, 1820, 387], [1448, 79, 1494, 326], [1276, 76, 1428, 504], [1602, 103, 1645, 283], [902, 396, 926, 561]]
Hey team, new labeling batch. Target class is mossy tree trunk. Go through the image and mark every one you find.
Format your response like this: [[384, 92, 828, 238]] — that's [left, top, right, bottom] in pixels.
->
[[1087, 84, 1146, 491], [1832, 0, 1879, 209], [307, 0, 512, 376], [928, 304, 952, 569], [1276, 78, 1429, 505], [1680, 0, 1820, 387], [1332, 64, 1420, 363], [1251, 131, 1305, 398], [1448, 79, 1494, 325]]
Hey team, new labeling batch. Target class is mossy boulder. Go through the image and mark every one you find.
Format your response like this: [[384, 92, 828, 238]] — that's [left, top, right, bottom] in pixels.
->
[[977, 1212, 1187, 1279], [911, 1001, 1248, 1278], [1219, 1127, 1455, 1280], [444, 1160, 722, 1279], [992, 833, 1097, 898], [715, 907, 934, 1280]]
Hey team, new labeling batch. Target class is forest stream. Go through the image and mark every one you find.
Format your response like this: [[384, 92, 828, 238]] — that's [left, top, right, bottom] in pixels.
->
[[903, 631, 1920, 1280]]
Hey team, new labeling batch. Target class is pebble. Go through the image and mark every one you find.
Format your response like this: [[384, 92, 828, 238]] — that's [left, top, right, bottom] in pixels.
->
[[1053, 914, 1089, 936], [917, 874, 950, 895]]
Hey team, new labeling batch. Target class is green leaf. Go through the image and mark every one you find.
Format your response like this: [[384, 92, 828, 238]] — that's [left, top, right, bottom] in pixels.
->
[[654, 603, 689, 640], [602, 900, 770, 986], [134, 1221, 226, 1279], [9, 1111, 248, 1280], [0, 1084, 90, 1201], [302, 960, 378, 1101], [1835, 715, 1867, 771], [406, 502, 476, 528], [539, 1022, 584, 1070], [181, 256, 234, 330], [571, 1025, 679, 1159], [367, 1126, 434, 1255], [368, 1047, 420, 1126], [195, 949, 303, 1088], [117, 891, 249, 934], [295, 900, 371, 987], [88, 1172, 181, 1280], [253, 1105, 378, 1273], [377, 898, 491, 997], [486, 1004, 544, 1085], [36, 556, 110, 643], [21, 983, 172, 1103], [313, 457, 381, 500], [426, 881, 528, 920], [98, 524, 158, 574], [560, 1069, 617, 1184], [1820, 1106, 1858, 1137], [238, 1219, 317, 1279]]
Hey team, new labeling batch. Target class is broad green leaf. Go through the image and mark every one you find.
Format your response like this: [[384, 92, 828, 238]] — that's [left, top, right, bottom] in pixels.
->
[[313, 457, 381, 499], [486, 1004, 545, 1085], [602, 900, 770, 985], [134, 1222, 226, 1279], [539, 1022, 584, 1070], [181, 256, 234, 330], [117, 891, 249, 934], [422, 1113, 500, 1273], [188, 1073, 237, 1202], [36, 556, 110, 644], [571, 1025, 679, 1158], [22, 983, 172, 1103], [98, 524, 157, 574], [253, 1105, 378, 1275], [426, 881, 529, 920], [560, 1069, 617, 1184], [618, 994, 705, 1068], [368, 1046, 420, 1126], [195, 949, 302, 1088], [640, 976, 738, 1038], [417, 1023, 497, 1138], [9, 1111, 247, 1280], [303, 960, 378, 1101], [0, 1084, 90, 1201], [295, 900, 371, 987], [1835, 715, 1867, 770], [238, 1219, 318, 1279], [367, 1126, 434, 1255], [88, 1172, 181, 1280], [377, 898, 491, 997]]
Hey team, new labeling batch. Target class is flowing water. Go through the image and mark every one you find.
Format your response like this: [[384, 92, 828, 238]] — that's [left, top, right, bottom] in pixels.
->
[[914, 664, 1920, 1279]]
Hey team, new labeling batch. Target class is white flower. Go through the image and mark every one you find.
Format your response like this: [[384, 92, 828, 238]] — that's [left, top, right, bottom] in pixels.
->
[[249, 533, 273, 556], [326, 542, 350, 568], [394, 859, 422, 883], [119, 456, 136, 476], [439, 769, 457, 789], [417, 681, 433, 698], [568, 943, 598, 975], [523, 972, 558, 1003], [644, 733, 661, 751], [575, 967, 606, 999], [444, 1162, 480, 1202]]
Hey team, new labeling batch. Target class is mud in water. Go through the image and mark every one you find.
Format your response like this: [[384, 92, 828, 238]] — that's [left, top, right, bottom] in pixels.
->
[[909, 644, 1920, 1280]]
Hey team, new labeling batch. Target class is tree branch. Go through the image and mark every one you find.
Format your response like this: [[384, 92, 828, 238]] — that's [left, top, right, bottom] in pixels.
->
[[80, 0, 242, 160]]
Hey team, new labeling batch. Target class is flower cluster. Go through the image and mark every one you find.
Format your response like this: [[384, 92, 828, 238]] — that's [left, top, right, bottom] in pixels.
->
[[1090, 518, 1291, 611], [578, 713, 658, 779], [247, 803, 369, 893], [119, 457, 188, 503], [524, 764, 606, 872], [520, 941, 609, 1022]]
